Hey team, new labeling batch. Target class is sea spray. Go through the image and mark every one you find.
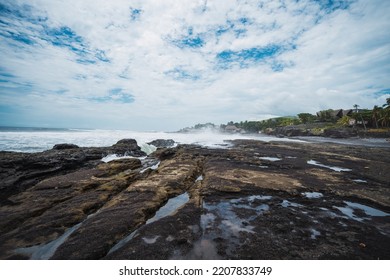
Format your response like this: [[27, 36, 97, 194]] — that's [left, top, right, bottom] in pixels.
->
[[0, 129, 304, 153]]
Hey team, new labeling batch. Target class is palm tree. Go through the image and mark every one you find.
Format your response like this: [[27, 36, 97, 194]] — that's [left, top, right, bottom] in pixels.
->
[[352, 104, 367, 130], [379, 98, 390, 128], [372, 105, 382, 128], [384, 98, 390, 109], [384, 113, 390, 128], [379, 112, 390, 127]]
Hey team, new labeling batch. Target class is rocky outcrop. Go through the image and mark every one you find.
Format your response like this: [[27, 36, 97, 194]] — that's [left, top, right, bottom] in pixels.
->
[[52, 144, 80, 150], [323, 128, 358, 138], [0, 139, 146, 204], [147, 139, 175, 148], [270, 126, 311, 137], [0, 139, 389, 260], [266, 124, 366, 139], [108, 138, 146, 156]]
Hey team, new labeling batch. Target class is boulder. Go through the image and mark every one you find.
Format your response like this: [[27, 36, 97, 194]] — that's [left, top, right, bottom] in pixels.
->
[[52, 144, 80, 150], [110, 139, 146, 157], [147, 139, 175, 148], [0, 139, 146, 202], [323, 128, 357, 138], [114, 139, 138, 146]]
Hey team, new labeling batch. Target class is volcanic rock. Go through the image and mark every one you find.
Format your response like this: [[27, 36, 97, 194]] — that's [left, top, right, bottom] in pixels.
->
[[1, 139, 389, 260], [147, 139, 175, 148]]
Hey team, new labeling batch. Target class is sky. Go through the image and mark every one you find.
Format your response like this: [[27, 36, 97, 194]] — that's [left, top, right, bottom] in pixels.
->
[[0, 0, 389, 131]]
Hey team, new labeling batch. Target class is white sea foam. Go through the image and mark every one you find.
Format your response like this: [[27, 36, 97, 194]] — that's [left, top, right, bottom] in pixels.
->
[[140, 161, 161, 173], [101, 154, 142, 163], [0, 129, 304, 153]]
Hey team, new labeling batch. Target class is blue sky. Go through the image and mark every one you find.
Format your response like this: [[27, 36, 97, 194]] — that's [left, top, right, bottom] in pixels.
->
[[0, 0, 389, 131]]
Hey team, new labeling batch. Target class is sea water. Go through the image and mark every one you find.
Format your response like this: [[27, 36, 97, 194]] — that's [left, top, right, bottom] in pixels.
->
[[2, 127, 387, 153], [0, 127, 303, 153]]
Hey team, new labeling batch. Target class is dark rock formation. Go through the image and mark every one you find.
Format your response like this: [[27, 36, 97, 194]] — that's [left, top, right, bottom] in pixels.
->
[[272, 126, 311, 137], [1, 139, 389, 260], [147, 139, 175, 148], [0, 139, 146, 204], [324, 128, 358, 138], [52, 144, 80, 150], [109, 139, 146, 156]]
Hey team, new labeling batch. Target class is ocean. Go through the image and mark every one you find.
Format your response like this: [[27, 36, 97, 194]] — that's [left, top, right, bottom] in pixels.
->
[[0, 127, 388, 153], [0, 126, 299, 153]]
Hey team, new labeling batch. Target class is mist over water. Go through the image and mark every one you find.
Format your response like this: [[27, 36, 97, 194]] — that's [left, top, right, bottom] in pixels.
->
[[1, 127, 388, 153], [0, 127, 302, 153]]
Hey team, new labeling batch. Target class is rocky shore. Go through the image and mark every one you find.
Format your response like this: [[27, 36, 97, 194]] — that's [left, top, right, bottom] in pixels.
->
[[0, 139, 389, 259], [265, 124, 390, 139]]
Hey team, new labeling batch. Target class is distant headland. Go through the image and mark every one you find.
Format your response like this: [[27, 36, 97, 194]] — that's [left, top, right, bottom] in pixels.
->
[[179, 99, 390, 139]]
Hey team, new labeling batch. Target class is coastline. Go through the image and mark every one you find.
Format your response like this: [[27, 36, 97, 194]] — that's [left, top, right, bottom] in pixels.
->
[[0, 137, 389, 260]]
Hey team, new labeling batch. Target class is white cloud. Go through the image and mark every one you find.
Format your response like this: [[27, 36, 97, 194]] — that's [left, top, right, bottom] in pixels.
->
[[0, 0, 389, 130]]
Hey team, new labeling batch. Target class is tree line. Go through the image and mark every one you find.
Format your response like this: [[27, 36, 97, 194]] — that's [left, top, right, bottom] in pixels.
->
[[222, 98, 390, 133], [184, 98, 390, 133]]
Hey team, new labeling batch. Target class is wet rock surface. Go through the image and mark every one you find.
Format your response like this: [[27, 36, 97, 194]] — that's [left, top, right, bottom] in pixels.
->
[[0, 139, 146, 203], [0, 139, 389, 259], [147, 139, 175, 148]]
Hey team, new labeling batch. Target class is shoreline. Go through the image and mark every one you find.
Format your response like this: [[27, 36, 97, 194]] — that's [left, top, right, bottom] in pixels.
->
[[1, 138, 389, 259], [1, 128, 389, 153]]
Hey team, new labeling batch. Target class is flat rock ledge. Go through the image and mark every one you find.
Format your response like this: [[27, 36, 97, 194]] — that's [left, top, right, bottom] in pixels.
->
[[0, 139, 389, 260]]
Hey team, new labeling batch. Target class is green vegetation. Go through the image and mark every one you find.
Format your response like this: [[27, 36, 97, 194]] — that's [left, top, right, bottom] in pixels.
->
[[183, 98, 390, 134], [336, 115, 353, 126], [225, 117, 301, 133], [297, 113, 317, 124], [220, 98, 390, 133]]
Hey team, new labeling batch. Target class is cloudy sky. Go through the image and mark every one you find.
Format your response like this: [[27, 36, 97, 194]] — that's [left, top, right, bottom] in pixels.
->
[[0, 0, 389, 131]]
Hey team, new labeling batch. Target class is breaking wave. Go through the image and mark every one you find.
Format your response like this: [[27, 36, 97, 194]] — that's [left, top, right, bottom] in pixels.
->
[[0, 128, 303, 153]]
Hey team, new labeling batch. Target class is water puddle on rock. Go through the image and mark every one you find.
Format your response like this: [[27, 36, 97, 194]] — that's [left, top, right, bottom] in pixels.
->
[[182, 195, 272, 259], [195, 175, 203, 182], [333, 201, 390, 222], [310, 228, 321, 239], [146, 192, 189, 224], [302, 192, 324, 199], [14, 210, 101, 259], [352, 179, 368, 183], [194, 192, 390, 258], [142, 236, 160, 244], [14, 223, 82, 260], [260, 156, 281, 161], [108, 192, 189, 254], [307, 160, 352, 172], [281, 200, 302, 208], [184, 239, 221, 259]]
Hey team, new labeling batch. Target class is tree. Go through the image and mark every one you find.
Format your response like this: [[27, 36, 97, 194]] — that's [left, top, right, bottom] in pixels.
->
[[337, 115, 352, 126], [379, 111, 390, 127], [383, 98, 390, 108], [317, 109, 336, 122], [379, 98, 390, 128], [297, 113, 316, 124], [371, 105, 382, 128]]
